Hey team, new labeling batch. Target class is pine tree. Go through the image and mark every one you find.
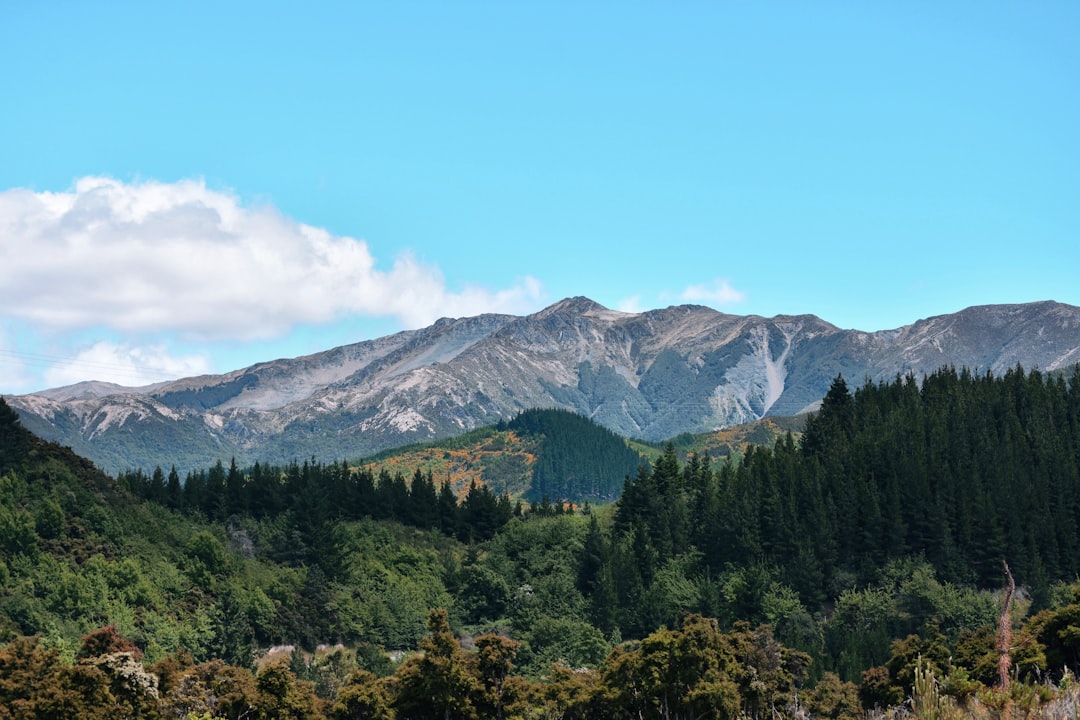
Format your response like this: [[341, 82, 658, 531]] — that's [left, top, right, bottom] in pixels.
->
[[577, 514, 607, 596], [437, 479, 459, 536]]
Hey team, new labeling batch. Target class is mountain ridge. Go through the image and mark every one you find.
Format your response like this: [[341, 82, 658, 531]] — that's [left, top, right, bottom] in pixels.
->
[[7, 297, 1080, 473]]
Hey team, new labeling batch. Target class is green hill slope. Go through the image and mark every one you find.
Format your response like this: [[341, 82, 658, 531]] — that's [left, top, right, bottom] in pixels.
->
[[360, 408, 645, 503], [0, 396, 461, 661]]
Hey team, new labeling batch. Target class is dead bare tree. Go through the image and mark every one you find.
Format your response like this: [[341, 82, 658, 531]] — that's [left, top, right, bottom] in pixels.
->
[[998, 560, 1016, 690]]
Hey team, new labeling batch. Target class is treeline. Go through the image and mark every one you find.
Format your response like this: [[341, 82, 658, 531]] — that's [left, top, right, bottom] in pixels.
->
[[119, 405, 636, 544], [798, 364, 1080, 592], [120, 459, 516, 547]]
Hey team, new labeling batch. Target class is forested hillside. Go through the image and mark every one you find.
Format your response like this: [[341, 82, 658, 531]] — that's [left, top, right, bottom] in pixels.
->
[[5, 366, 1080, 718], [507, 408, 642, 501], [277, 407, 643, 504], [583, 365, 1080, 675]]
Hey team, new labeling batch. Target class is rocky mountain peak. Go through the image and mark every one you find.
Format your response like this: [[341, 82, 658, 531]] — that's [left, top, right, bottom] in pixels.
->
[[532, 296, 610, 318]]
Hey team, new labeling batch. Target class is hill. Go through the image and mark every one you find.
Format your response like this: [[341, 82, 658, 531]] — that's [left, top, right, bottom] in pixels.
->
[[0, 395, 466, 659], [631, 414, 807, 463], [351, 410, 802, 504], [342, 408, 643, 503], [8, 298, 1080, 474]]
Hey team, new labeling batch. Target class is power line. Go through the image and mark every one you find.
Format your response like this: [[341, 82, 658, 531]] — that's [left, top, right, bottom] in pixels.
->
[[0, 348, 181, 384]]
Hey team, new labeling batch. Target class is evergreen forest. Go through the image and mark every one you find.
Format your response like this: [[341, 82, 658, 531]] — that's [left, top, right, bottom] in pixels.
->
[[3, 365, 1080, 718]]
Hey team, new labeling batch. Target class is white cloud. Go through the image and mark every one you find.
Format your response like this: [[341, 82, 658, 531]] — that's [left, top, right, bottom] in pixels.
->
[[41, 341, 212, 389], [0, 327, 33, 393], [680, 278, 747, 306], [0, 176, 545, 340], [616, 295, 643, 313]]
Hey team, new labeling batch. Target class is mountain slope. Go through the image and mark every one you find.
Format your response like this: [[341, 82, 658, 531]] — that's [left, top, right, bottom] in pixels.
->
[[7, 298, 1080, 473]]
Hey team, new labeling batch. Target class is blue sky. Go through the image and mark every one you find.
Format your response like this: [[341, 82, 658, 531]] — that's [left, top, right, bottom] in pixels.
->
[[1, 2, 1077, 393]]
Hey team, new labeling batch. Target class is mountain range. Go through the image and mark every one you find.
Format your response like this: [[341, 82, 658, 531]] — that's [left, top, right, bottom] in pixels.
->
[[7, 297, 1080, 474]]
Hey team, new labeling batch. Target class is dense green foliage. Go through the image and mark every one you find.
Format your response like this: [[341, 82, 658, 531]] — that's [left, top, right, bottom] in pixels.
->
[[596, 366, 1080, 674], [507, 408, 642, 501], [613, 365, 1080, 602], [0, 396, 594, 675], [120, 458, 515, 547], [10, 598, 1080, 718]]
